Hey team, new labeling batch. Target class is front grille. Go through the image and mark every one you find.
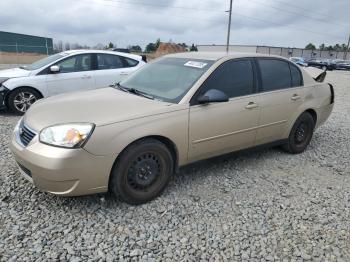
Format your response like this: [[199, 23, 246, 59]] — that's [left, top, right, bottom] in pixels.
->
[[19, 123, 36, 147]]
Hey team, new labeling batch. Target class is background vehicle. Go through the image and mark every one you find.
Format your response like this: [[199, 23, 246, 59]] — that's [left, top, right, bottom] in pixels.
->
[[306, 58, 336, 71], [289, 57, 308, 66], [334, 60, 350, 70], [112, 48, 130, 53], [0, 50, 146, 114], [10, 52, 334, 204]]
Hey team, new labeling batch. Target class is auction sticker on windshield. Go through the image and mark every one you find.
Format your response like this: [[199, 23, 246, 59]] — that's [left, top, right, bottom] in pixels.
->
[[184, 61, 208, 68]]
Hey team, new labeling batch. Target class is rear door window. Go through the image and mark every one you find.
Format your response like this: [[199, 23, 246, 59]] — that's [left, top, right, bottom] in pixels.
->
[[290, 63, 303, 87], [198, 59, 255, 99], [258, 59, 291, 91], [97, 54, 124, 70], [123, 57, 139, 67]]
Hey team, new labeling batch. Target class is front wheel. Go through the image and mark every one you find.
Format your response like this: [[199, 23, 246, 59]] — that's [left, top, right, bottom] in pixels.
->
[[282, 112, 315, 154], [109, 139, 174, 204], [7, 87, 41, 115]]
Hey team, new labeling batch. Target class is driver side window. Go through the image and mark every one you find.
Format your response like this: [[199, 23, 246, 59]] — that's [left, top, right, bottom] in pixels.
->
[[195, 59, 255, 103], [55, 54, 92, 73]]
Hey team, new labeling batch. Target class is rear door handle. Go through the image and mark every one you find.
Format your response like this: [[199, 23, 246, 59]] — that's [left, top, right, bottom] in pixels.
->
[[291, 94, 301, 101], [81, 75, 91, 79], [120, 71, 129, 75], [245, 102, 259, 109]]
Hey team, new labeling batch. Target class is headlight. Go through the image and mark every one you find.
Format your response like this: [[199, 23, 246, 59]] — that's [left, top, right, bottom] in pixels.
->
[[0, 77, 9, 86], [39, 123, 95, 148]]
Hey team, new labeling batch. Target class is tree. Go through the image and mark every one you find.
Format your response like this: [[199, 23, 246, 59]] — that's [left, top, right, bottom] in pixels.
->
[[155, 38, 161, 50], [190, 44, 198, 52], [129, 45, 142, 53], [305, 43, 316, 50], [333, 44, 341, 51], [319, 43, 325, 51], [325, 45, 334, 51], [93, 43, 105, 50], [64, 42, 70, 51], [341, 43, 348, 52], [107, 42, 114, 49], [145, 43, 156, 53]]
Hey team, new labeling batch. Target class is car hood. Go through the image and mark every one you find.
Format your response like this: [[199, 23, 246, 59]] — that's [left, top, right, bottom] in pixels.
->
[[24, 87, 181, 131], [0, 67, 31, 78]]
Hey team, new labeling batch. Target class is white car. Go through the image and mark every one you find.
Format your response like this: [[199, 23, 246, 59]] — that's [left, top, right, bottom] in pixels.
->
[[0, 50, 146, 114]]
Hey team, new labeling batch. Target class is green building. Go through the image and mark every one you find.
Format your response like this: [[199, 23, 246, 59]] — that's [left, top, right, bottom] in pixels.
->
[[0, 31, 53, 54]]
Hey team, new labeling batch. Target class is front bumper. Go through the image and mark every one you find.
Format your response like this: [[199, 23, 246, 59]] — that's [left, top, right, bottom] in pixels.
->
[[0, 86, 9, 110], [9, 128, 116, 196]]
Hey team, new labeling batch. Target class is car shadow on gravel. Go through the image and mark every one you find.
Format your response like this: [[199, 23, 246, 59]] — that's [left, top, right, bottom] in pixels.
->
[[17, 144, 286, 211], [0, 109, 18, 116]]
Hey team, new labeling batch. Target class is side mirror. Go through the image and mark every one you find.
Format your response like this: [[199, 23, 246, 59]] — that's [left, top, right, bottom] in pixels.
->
[[50, 65, 60, 73], [197, 89, 229, 104]]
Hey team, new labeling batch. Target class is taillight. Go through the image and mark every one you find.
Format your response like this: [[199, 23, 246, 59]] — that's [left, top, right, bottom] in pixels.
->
[[328, 83, 334, 104]]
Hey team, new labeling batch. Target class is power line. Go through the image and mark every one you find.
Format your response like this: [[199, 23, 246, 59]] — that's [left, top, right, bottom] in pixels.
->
[[270, 0, 337, 18], [248, 0, 349, 29], [82, 0, 226, 23], [232, 12, 345, 40], [83, 0, 346, 41]]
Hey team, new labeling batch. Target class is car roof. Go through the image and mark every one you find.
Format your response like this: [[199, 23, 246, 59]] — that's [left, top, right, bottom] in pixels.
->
[[60, 49, 142, 60], [165, 51, 290, 61]]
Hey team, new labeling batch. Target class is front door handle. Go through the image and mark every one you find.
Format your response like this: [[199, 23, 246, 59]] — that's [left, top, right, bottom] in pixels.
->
[[291, 94, 301, 101], [81, 75, 91, 79], [120, 72, 129, 75], [245, 102, 259, 109]]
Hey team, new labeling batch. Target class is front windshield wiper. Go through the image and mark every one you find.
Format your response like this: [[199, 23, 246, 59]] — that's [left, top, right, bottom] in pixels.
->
[[114, 83, 154, 100], [126, 88, 154, 100], [114, 82, 129, 92]]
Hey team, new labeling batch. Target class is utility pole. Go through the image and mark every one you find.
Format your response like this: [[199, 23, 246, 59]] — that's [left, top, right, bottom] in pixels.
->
[[344, 33, 350, 60], [226, 0, 233, 53]]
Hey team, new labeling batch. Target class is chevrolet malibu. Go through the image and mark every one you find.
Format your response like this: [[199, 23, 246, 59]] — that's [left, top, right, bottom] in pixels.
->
[[10, 52, 334, 204]]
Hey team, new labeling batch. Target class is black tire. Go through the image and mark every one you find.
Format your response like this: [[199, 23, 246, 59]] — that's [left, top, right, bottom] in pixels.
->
[[7, 87, 41, 115], [110, 138, 174, 204], [282, 112, 315, 154]]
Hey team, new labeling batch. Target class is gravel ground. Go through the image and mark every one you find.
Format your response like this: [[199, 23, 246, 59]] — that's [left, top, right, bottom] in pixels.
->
[[1, 71, 350, 261]]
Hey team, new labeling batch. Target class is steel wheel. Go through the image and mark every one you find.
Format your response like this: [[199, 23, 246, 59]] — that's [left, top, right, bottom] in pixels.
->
[[126, 152, 163, 192], [110, 138, 174, 204], [294, 122, 309, 145], [282, 112, 315, 154]]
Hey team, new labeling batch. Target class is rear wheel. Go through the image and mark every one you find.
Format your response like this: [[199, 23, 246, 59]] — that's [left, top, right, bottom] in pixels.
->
[[110, 139, 174, 204], [8, 87, 41, 115], [282, 112, 315, 154]]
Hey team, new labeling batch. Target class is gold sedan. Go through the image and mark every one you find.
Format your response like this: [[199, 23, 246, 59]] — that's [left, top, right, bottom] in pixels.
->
[[10, 52, 334, 204]]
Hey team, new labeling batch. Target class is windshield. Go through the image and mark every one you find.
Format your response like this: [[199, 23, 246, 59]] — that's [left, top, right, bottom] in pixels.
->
[[119, 57, 214, 103], [22, 53, 66, 70]]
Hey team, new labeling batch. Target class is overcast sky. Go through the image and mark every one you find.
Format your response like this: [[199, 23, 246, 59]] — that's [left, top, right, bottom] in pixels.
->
[[0, 0, 349, 49]]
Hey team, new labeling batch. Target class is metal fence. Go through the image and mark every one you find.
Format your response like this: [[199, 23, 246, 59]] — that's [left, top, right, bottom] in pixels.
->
[[0, 44, 53, 55], [197, 45, 350, 60]]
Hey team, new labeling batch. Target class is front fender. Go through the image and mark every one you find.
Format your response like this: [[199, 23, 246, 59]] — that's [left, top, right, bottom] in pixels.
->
[[84, 107, 190, 166], [3, 76, 48, 97]]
